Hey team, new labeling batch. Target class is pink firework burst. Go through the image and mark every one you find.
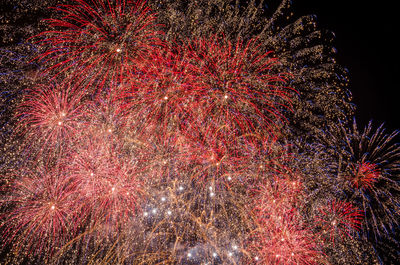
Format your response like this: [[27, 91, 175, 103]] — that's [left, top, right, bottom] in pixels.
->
[[1, 168, 80, 256], [66, 135, 143, 229], [17, 83, 85, 152], [351, 162, 380, 190], [34, 0, 163, 91], [252, 217, 320, 265], [251, 201, 320, 264], [185, 36, 294, 137], [249, 174, 321, 264], [315, 199, 362, 243]]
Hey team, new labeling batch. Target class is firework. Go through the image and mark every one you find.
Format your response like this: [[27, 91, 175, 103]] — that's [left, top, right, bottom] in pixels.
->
[[16, 82, 85, 155], [65, 135, 143, 229], [131, 176, 254, 264], [185, 36, 294, 137], [315, 199, 362, 243], [1, 167, 80, 257], [250, 176, 321, 265], [119, 46, 195, 137], [335, 120, 400, 242], [149, 0, 354, 139], [33, 0, 163, 91], [0, 0, 398, 264], [350, 162, 380, 190]]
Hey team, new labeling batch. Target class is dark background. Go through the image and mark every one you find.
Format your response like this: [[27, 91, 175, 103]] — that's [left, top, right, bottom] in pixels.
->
[[294, 0, 399, 132], [0, 0, 398, 263]]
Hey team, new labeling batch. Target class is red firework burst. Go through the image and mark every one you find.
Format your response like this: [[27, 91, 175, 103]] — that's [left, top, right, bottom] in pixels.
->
[[315, 199, 362, 243], [350, 162, 380, 190], [66, 135, 143, 228], [17, 83, 85, 151], [120, 47, 195, 137], [185, 36, 294, 137], [34, 0, 162, 91], [1, 168, 80, 255]]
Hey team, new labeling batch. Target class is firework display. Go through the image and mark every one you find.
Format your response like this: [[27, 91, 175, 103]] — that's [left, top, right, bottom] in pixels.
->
[[0, 0, 399, 264]]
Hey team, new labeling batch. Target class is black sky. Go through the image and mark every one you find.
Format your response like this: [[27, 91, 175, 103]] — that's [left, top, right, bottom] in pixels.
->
[[294, 0, 399, 132]]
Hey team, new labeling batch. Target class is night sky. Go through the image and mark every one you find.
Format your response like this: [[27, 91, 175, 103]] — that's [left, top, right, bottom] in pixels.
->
[[0, 1, 399, 264], [296, 0, 399, 132]]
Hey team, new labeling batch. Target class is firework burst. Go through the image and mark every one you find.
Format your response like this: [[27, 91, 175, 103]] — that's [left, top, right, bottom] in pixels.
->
[[0, 0, 398, 264], [185, 36, 294, 137], [315, 199, 362, 243], [1, 167, 80, 257], [249, 173, 322, 264], [350, 162, 380, 190], [16, 82, 85, 154], [65, 135, 143, 229], [33, 0, 163, 91], [337, 120, 400, 241], [120, 46, 195, 138]]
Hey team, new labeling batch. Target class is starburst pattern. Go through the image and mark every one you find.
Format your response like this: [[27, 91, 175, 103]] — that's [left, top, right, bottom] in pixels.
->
[[1, 168, 80, 256], [332, 120, 400, 242], [316, 199, 362, 243], [16, 82, 85, 152], [351, 162, 380, 190], [33, 0, 163, 91]]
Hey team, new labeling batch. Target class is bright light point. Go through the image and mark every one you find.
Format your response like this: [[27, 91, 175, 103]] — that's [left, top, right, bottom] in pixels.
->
[[152, 208, 157, 214], [108, 128, 112, 133], [126, 192, 129, 195], [213, 252, 217, 258], [276, 254, 280, 258], [61, 112, 66, 117], [143, 212, 148, 217], [281, 238, 284, 242], [164, 96, 168, 100], [332, 220, 337, 226], [232, 245, 238, 250], [291, 253, 294, 256], [187, 253, 192, 258], [90, 172, 94, 176], [178, 186, 184, 191], [255, 256, 259, 261], [167, 210, 172, 215], [228, 252, 233, 257], [227, 176, 232, 181], [210, 192, 215, 197], [273, 199, 276, 203], [58, 121, 62, 125], [50, 205, 55, 210], [161, 197, 166, 202], [224, 95, 228, 99], [116, 48, 122, 53], [111, 187, 115, 192]]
